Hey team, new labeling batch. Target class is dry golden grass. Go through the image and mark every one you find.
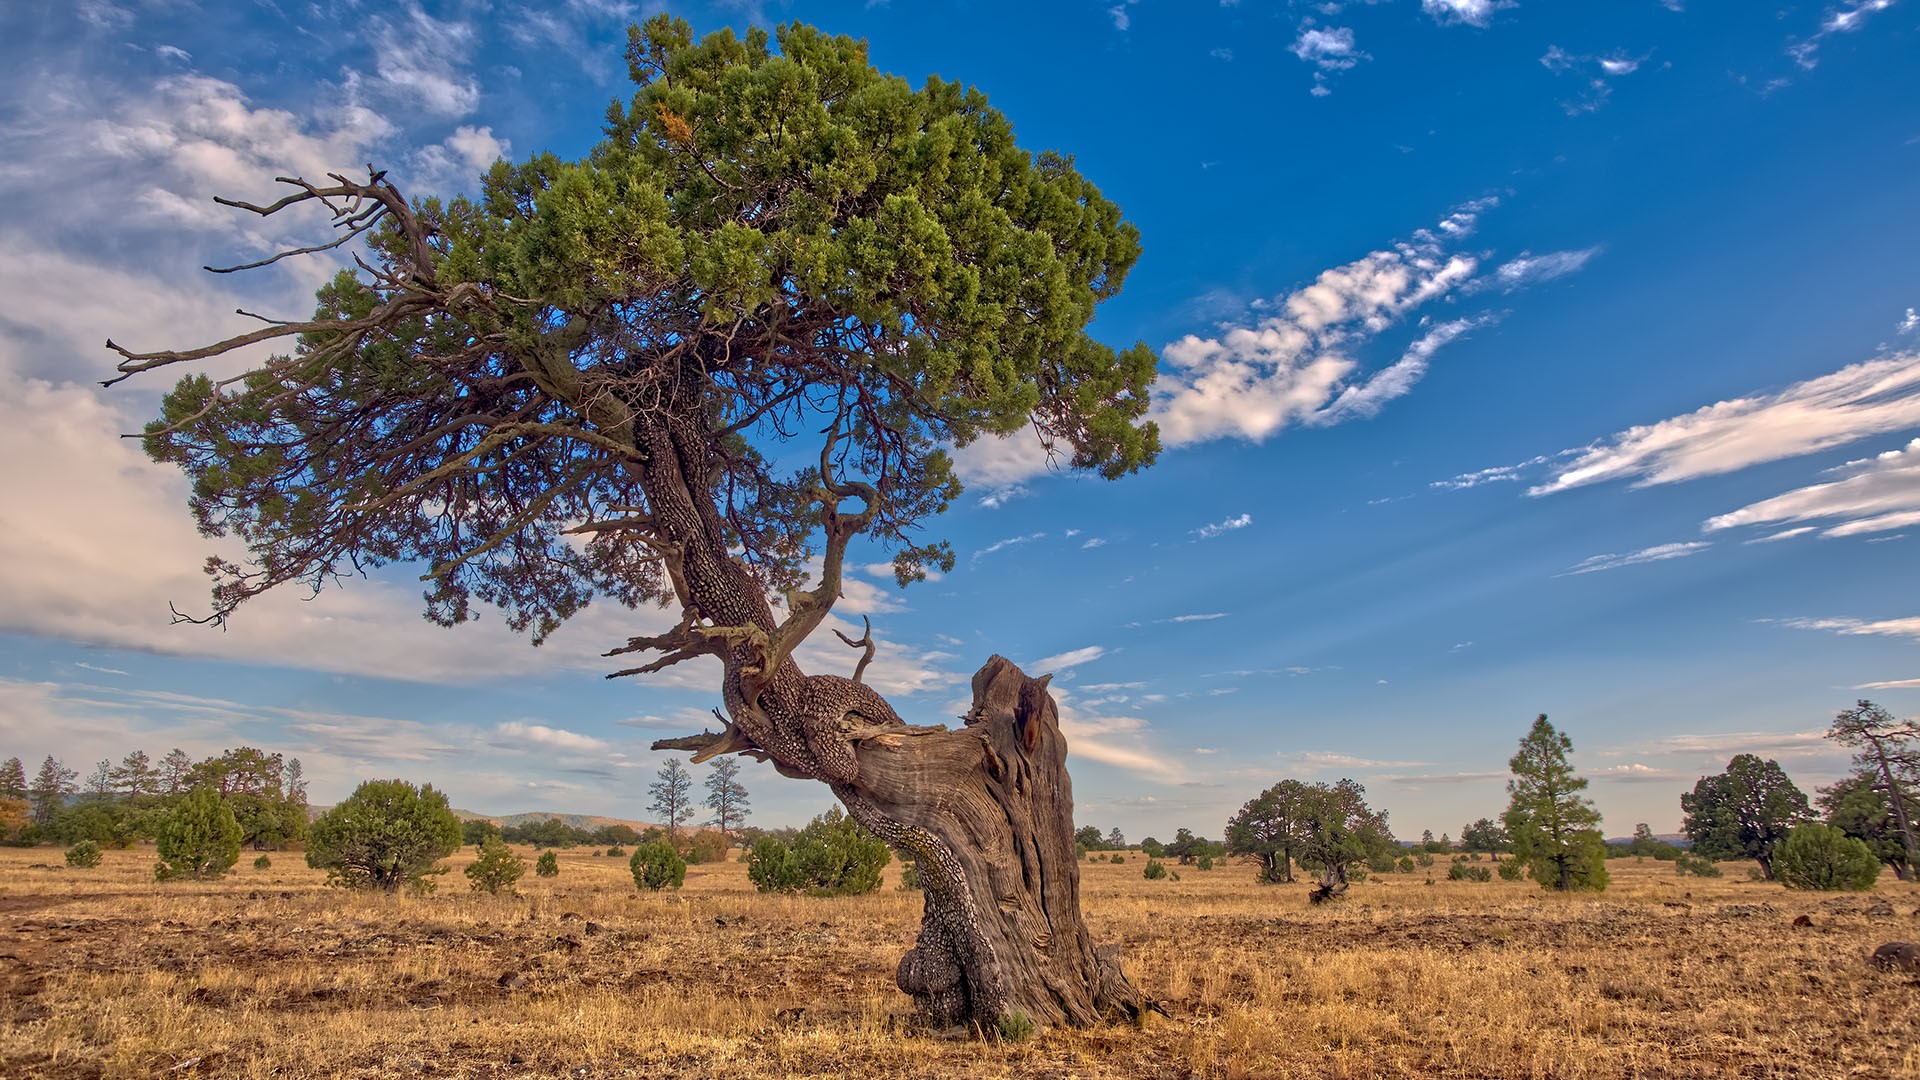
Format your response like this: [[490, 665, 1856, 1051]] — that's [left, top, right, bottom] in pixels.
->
[[1, 845, 1916, 1078]]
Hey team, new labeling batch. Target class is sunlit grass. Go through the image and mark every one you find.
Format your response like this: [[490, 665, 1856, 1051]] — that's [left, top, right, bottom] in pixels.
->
[[1, 845, 1915, 1077]]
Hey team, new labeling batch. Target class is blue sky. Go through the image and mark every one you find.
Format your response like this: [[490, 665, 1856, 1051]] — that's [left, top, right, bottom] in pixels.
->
[[1, 0, 1915, 842]]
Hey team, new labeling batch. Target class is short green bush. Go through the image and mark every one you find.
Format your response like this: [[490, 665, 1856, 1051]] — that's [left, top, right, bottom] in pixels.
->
[[155, 787, 242, 881], [995, 1009, 1037, 1043], [1397, 855, 1417, 874], [1674, 851, 1722, 878], [605, 846, 625, 858], [1143, 858, 1168, 880], [1109, 853, 1125, 864], [1196, 855, 1214, 871], [746, 808, 889, 896], [465, 836, 527, 895], [1774, 823, 1880, 891], [899, 860, 922, 890], [1447, 861, 1492, 882], [65, 840, 102, 868], [630, 839, 686, 890], [1496, 859, 1525, 881], [252, 854, 271, 870], [535, 850, 559, 877]]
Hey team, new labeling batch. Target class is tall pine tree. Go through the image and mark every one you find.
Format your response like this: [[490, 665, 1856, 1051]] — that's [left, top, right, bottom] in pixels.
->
[[1502, 715, 1607, 891]]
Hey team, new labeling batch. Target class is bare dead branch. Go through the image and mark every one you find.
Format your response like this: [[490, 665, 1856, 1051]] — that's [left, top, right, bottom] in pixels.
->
[[833, 615, 875, 684]]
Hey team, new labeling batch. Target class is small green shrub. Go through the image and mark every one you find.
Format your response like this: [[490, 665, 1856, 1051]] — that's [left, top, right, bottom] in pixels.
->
[[1367, 854, 1397, 874], [1196, 855, 1214, 871], [995, 1009, 1037, 1043], [155, 786, 242, 881], [465, 836, 527, 895], [605, 846, 626, 858], [1674, 851, 1722, 878], [252, 854, 271, 870], [630, 839, 687, 890], [1415, 852, 1434, 868], [535, 850, 559, 877], [899, 860, 922, 890], [1143, 858, 1168, 880], [1496, 859, 1525, 881], [746, 808, 890, 896], [1447, 861, 1492, 882], [1397, 855, 1417, 874], [1109, 853, 1125, 864], [65, 840, 102, 868], [1774, 823, 1880, 891]]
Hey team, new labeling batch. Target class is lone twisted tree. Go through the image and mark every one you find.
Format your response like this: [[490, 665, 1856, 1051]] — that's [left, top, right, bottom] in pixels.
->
[[109, 17, 1157, 1030]]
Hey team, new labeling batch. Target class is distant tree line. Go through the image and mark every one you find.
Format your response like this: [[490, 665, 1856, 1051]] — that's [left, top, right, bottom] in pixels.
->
[[0, 746, 308, 852]]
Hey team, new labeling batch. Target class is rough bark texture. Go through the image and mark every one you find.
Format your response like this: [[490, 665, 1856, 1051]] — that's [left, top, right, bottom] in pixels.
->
[[839, 656, 1146, 1030]]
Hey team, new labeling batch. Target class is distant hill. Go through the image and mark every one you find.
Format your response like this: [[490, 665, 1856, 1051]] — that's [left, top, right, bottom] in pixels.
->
[[449, 809, 660, 832], [1605, 832, 1689, 846], [303, 806, 661, 832]]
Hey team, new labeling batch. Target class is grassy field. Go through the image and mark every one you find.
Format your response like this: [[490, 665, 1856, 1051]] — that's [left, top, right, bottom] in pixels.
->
[[2, 844, 1916, 1079]]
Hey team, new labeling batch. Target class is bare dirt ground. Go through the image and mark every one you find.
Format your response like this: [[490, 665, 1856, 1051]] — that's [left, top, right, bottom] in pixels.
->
[[1, 845, 1916, 1078]]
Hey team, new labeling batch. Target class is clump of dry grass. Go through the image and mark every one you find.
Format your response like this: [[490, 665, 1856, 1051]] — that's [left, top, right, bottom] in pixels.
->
[[1, 845, 1915, 1077]]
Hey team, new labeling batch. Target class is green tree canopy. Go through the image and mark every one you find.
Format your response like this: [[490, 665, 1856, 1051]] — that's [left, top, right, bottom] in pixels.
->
[[1502, 715, 1607, 892], [1228, 778, 1394, 899], [306, 779, 462, 893], [1680, 754, 1810, 881]]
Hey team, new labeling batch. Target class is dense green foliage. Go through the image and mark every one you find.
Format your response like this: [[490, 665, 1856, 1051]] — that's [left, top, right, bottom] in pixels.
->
[[1773, 823, 1881, 891], [629, 839, 687, 890], [1226, 779, 1395, 888], [305, 779, 462, 893], [1502, 715, 1607, 892], [136, 15, 1156, 647], [535, 850, 560, 877], [1142, 858, 1168, 880], [1680, 754, 1809, 881], [746, 806, 890, 895], [155, 786, 243, 880], [1459, 818, 1510, 858], [1819, 771, 1917, 880], [64, 839, 101, 868]]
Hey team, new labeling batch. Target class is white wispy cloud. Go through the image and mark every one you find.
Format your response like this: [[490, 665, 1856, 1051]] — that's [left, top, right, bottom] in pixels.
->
[[1644, 729, 1833, 759], [1032, 645, 1109, 672], [1157, 612, 1230, 623], [1278, 750, 1424, 770], [1592, 763, 1690, 782], [1559, 541, 1711, 575], [494, 721, 610, 753], [1153, 201, 1496, 447], [1529, 354, 1920, 496], [1854, 677, 1920, 689], [1704, 436, 1920, 538], [976, 484, 1030, 510], [1192, 512, 1252, 539], [1540, 47, 1649, 114], [1314, 316, 1494, 424], [970, 532, 1047, 563], [1432, 455, 1557, 491], [1789, 0, 1898, 69], [1421, 0, 1515, 27], [1899, 307, 1918, 335], [359, 4, 483, 117], [1081, 537, 1107, 549], [1473, 248, 1602, 292], [1779, 615, 1920, 642]]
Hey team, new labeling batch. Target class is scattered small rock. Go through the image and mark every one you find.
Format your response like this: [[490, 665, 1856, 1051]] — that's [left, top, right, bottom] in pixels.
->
[[1869, 942, 1920, 972], [559, 912, 583, 922], [583, 921, 606, 936], [497, 971, 526, 989], [1715, 903, 1778, 919], [1791, 914, 1813, 928], [1867, 901, 1896, 919], [508, 1052, 526, 1066], [553, 935, 582, 951]]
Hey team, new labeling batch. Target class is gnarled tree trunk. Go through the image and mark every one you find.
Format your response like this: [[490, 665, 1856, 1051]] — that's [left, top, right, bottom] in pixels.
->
[[840, 656, 1146, 1030]]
